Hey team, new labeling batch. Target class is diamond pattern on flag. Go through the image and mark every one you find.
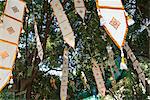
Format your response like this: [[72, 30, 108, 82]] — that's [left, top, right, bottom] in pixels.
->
[[0, 42, 17, 68], [4, 0, 25, 21], [0, 16, 22, 44], [100, 9, 127, 48], [7, 27, 15, 34], [11, 6, 19, 13], [0, 69, 11, 91], [0, 51, 9, 59], [109, 17, 120, 30], [98, 0, 123, 8]]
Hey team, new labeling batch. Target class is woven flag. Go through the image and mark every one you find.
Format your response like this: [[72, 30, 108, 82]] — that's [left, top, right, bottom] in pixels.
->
[[4, 0, 26, 22], [0, 16, 22, 44], [74, 0, 86, 19], [60, 48, 69, 100], [0, 69, 12, 91], [96, 0, 128, 49], [124, 42, 146, 87], [0, 0, 25, 91], [50, 0, 75, 48], [92, 59, 106, 96], [34, 21, 43, 61]]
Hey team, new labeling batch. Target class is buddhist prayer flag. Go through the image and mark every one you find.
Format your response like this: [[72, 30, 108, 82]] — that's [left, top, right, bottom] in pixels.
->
[[60, 48, 69, 100], [124, 42, 146, 87], [96, 0, 128, 49], [0, 0, 25, 91], [92, 59, 106, 96], [50, 0, 75, 48], [74, 0, 86, 20], [34, 21, 43, 61]]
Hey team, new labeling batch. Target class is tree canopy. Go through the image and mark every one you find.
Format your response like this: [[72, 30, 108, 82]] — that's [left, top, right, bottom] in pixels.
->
[[0, 0, 150, 99]]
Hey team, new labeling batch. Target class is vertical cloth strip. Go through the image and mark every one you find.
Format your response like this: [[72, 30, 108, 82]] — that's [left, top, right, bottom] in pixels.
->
[[0, 0, 26, 91], [60, 48, 69, 100], [74, 0, 86, 20], [50, 0, 75, 48], [92, 59, 106, 96]]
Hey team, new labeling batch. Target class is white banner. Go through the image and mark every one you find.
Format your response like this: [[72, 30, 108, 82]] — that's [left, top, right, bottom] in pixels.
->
[[50, 0, 75, 48], [96, 0, 128, 49]]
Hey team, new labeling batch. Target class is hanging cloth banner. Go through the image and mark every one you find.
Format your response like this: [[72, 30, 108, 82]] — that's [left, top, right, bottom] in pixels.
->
[[96, 0, 128, 70], [60, 48, 69, 100], [74, 0, 86, 20], [96, 0, 128, 49], [106, 46, 121, 83], [92, 59, 106, 96], [124, 42, 146, 87], [50, 0, 75, 48], [34, 21, 43, 61], [0, 0, 26, 91]]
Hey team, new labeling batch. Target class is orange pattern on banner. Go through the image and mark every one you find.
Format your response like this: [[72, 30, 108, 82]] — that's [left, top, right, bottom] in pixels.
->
[[0, 51, 9, 59], [0, 0, 25, 92], [96, 0, 128, 49], [109, 17, 121, 30]]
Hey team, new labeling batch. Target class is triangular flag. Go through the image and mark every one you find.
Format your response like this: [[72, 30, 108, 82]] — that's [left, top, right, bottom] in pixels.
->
[[34, 21, 43, 61], [74, 0, 86, 20], [60, 48, 69, 100], [96, 0, 128, 49], [50, 0, 75, 48]]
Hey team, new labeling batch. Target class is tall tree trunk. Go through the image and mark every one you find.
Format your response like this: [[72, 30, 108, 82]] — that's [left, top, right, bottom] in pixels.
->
[[26, 82, 32, 100], [43, 0, 51, 53]]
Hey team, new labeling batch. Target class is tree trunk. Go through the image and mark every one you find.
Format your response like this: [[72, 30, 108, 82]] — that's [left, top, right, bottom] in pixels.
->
[[26, 83, 32, 100]]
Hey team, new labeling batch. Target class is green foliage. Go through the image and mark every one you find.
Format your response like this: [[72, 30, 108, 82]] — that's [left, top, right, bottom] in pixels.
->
[[0, 0, 149, 99]]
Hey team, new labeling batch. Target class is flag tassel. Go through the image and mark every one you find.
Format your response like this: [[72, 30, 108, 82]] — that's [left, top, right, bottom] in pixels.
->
[[120, 48, 128, 70]]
